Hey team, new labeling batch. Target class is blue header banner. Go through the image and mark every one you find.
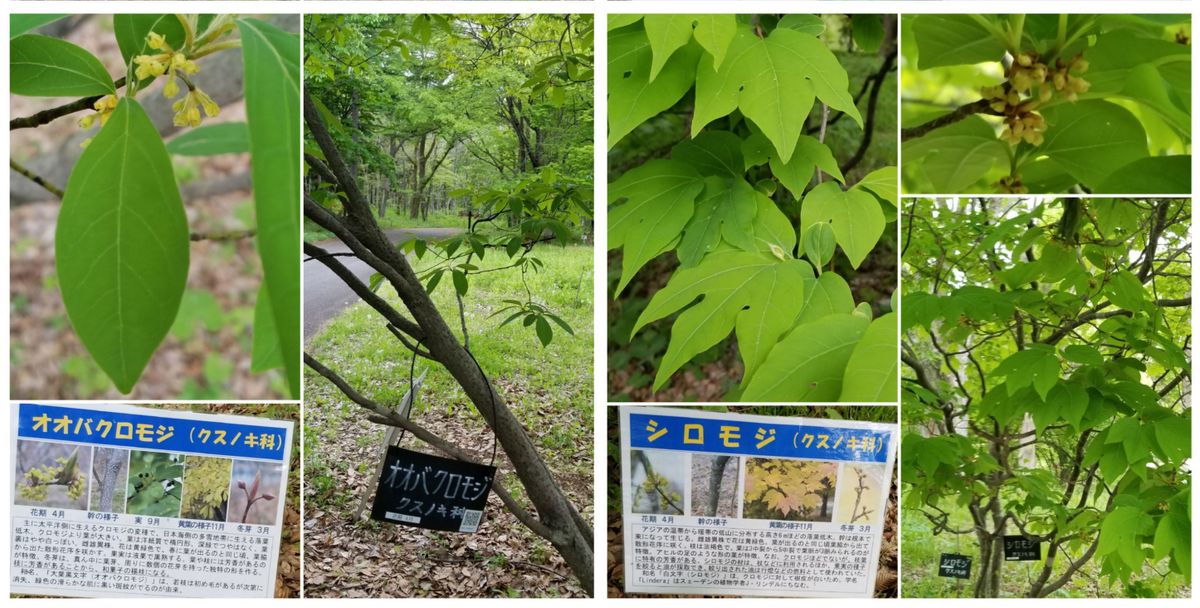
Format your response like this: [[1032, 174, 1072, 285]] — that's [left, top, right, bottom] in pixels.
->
[[629, 411, 889, 463], [17, 403, 288, 461]]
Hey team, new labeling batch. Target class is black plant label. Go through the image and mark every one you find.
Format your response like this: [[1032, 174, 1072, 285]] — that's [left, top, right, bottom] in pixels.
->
[[1003, 535, 1042, 561], [371, 446, 495, 533], [938, 553, 972, 578]]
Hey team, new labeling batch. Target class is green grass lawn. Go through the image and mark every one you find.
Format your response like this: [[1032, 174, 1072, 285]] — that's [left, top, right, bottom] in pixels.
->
[[305, 210, 468, 243]]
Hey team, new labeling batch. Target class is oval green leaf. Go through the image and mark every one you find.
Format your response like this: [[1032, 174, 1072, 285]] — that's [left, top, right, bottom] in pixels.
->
[[11, 34, 115, 97], [56, 98, 189, 393], [238, 18, 301, 398], [166, 122, 250, 156], [839, 313, 898, 402]]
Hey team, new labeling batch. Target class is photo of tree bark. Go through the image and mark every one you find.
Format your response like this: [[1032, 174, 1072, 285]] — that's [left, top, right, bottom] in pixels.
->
[[301, 14, 594, 598], [901, 199, 1191, 598]]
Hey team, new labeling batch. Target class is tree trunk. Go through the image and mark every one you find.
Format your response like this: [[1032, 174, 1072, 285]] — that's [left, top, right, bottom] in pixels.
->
[[96, 447, 123, 512], [705, 455, 730, 516]]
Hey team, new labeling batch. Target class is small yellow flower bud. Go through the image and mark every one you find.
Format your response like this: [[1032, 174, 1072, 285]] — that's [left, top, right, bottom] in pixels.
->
[[195, 89, 220, 117], [163, 74, 180, 99], [78, 114, 96, 129], [147, 32, 171, 52], [94, 94, 118, 112]]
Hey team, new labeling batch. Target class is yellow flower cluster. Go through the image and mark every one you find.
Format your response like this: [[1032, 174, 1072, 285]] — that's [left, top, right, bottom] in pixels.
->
[[77, 94, 118, 129], [132, 31, 220, 127], [979, 50, 1091, 150]]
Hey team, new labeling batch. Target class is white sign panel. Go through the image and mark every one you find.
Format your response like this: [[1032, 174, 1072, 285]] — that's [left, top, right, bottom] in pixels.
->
[[10, 403, 294, 598], [621, 406, 897, 598]]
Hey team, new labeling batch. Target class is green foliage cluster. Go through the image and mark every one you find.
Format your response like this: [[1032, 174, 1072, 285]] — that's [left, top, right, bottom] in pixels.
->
[[181, 456, 232, 521], [902, 14, 1191, 194], [9, 15, 300, 397], [901, 199, 1190, 597], [635, 471, 683, 515], [608, 14, 898, 401], [127, 451, 184, 517]]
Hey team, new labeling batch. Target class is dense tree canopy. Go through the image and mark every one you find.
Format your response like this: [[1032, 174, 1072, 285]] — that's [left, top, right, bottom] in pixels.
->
[[901, 199, 1190, 597]]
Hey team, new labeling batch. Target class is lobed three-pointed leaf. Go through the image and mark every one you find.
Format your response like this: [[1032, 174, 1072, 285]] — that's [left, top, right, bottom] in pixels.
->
[[633, 251, 811, 390], [608, 159, 704, 293], [56, 98, 189, 393], [677, 177, 758, 266], [609, 25, 701, 147], [693, 26, 862, 164]]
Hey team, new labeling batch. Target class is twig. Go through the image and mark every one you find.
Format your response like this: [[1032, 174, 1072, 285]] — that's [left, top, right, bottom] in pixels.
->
[[10, 159, 64, 199], [10, 77, 127, 130], [900, 99, 999, 142], [190, 228, 256, 242]]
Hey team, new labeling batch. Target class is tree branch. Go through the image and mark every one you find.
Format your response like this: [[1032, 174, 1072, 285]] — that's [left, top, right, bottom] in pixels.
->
[[10, 77, 127, 130], [900, 99, 998, 142], [10, 159, 63, 199]]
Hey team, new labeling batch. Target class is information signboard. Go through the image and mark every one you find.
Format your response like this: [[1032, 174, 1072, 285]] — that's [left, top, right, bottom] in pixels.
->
[[1004, 535, 1042, 561], [939, 553, 972, 579], [620, 406, 897, 598], [10, 403, 293, 598]]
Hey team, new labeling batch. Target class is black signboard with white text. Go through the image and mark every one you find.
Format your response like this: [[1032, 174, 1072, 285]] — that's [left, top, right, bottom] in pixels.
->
[[370, 446, 495, 533], [1003, 535, 1042, 561], [938, 553, 972, 578]]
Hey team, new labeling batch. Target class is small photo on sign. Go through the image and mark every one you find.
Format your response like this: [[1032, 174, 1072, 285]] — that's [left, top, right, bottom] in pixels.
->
[[690, 454, 739, 518], [126, 450, 184, 517], [743, 458, 838, 522], [835, 463, 887, 526], [90, 446, 129, 513], [181, 456, 233, 522], [629, 449, 686, 515], [14, 440, 91, 510], [228, 460, 282, 525]]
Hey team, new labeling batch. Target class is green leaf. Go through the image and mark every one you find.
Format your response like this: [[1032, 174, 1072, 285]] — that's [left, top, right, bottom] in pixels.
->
[[693, 26, 861, 164], [1155, 416, 1190, 463], [1153, 512, 1190, 574], [166, 122, 249, 156], [747, 189, 797, 257], [677, 177, 758, 266], [238, 18, 301, 398], [1097, 156, 1191, 195], [1085, 31, 1190, 137], [799, 181, 885, 269], [690, 15, 737, 71], [992, 345, 1060, 400], [113, 14, 187, 80], [802, 222, 836, 271], [452, 270, 468, 296], [912, 14, 1006, 69], [11, 15, 68, 38], [1054, 382, 1090, 429], [633, 251, 811, 390], [1063, 345, 1104, 366], [1099, 506, 1152, 569], [11, 34, 115, 97], [534, 316, 553, 347], [777, 15, 825, 37], [797, 272, 854, 324], [643, 15, 695, 81], [608, 15, 644, 32], [251, 285, 284, 373], [769, 133, 844, 198], [742, 313, 871, 401], [609, 25, 700, 147], [608, 159, 704, 293], [851, 15, 884, 53], [671, 130, 744, 178], [903, 115, 1007, 193], [855, 166, 898, 206], [839, 313, 898, 402], [56, 98, 189, 393], [1038, 100, 1149, 190], [1107, 270, 1146, 312]]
